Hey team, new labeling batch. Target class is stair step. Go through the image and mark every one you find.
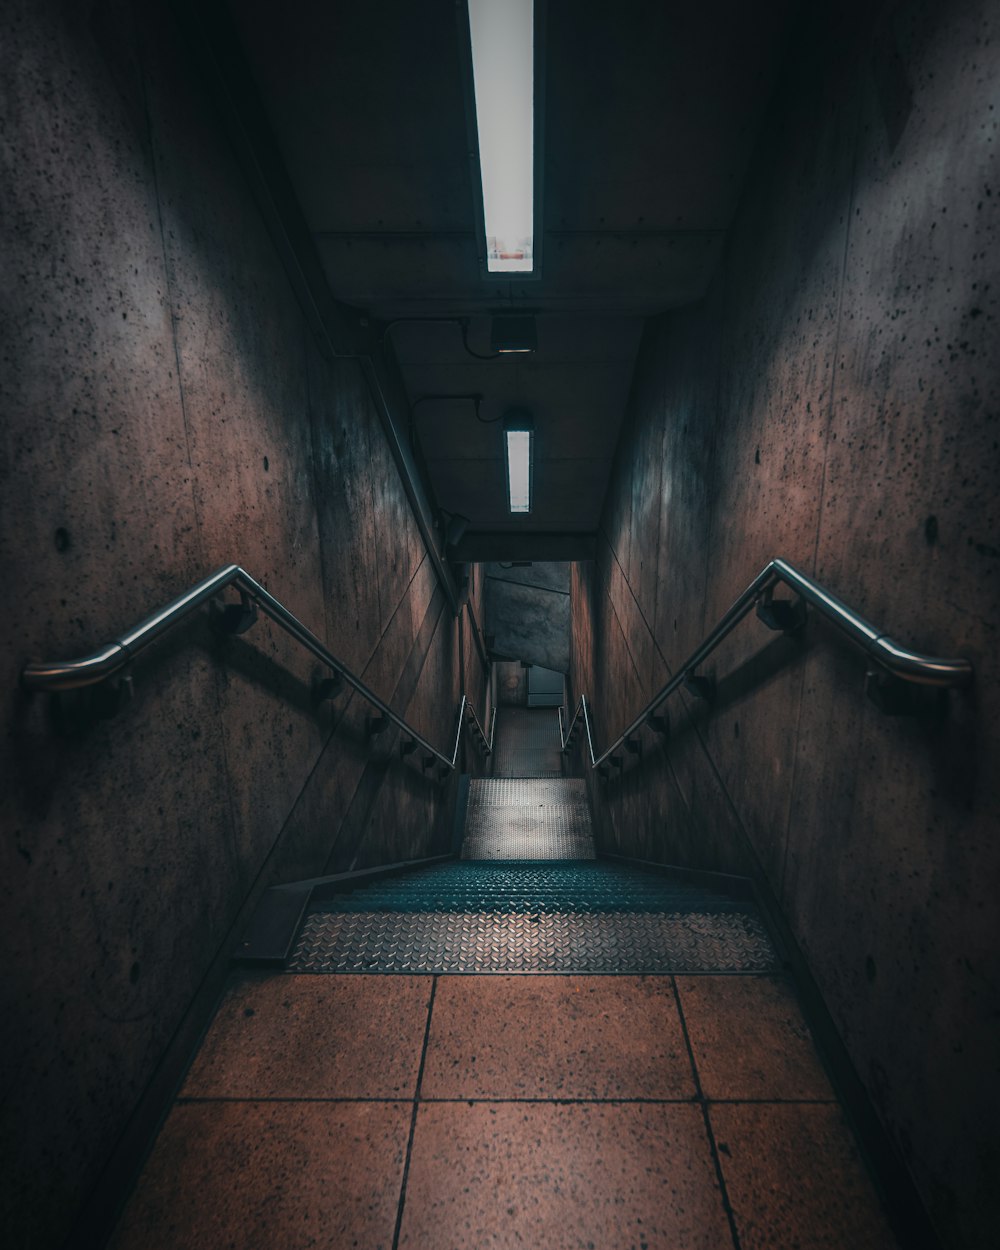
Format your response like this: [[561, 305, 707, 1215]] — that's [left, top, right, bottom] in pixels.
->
[[288, 907, 778, 974], [307, 860, 754, 917]]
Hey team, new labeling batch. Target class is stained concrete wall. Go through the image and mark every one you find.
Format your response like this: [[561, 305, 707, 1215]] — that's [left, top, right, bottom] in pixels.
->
[[484, 562, 572, 672], [495, 660, 528, 707], [0, 2, 484, 1246], [570, 2, 999, 1247]]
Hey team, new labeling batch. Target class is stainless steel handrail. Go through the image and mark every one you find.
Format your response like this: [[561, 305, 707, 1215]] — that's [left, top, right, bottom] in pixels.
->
[[560, 556, 974, 771], [465, 702, 497, 754], [21, 564, 493, 773]]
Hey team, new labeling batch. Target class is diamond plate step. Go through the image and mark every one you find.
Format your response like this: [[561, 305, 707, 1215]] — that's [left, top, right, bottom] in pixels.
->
[[288, 909, 778, 974]]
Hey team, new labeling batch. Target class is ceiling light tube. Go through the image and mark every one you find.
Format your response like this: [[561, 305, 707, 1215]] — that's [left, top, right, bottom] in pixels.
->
[[467, 0, 534, 274], [504, 410, 534, 514]]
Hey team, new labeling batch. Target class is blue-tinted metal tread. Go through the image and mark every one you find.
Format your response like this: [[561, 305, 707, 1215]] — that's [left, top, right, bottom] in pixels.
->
[[309, 862, 750, 915]]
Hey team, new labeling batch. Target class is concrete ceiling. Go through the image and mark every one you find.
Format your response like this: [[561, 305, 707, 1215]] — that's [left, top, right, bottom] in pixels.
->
[[230, 0, 794, 545]]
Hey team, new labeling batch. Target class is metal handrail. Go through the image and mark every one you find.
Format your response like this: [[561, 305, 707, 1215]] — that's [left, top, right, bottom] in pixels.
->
[[559, 556, 974, 771], [20, 564, 493, 774], [465, 701, 497, 755]]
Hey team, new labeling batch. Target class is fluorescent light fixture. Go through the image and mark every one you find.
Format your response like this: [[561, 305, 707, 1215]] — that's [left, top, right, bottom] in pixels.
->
[[467, 0, 534, 273], [503, 410, 534, 514], [491, 314, 537, 354]]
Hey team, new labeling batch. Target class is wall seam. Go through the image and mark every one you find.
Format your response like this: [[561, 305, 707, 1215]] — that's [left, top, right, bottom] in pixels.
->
[[779, 62, 868, 904], [594, 525, 731, 856], [302, 323, 336, 646], [138, 21, 245, 890]]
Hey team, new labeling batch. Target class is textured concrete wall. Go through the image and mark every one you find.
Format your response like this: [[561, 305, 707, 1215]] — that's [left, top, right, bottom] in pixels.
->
[[484, 562, 572, 673], [0, 2, 481, 1246], [571, 2, 999, 1247]]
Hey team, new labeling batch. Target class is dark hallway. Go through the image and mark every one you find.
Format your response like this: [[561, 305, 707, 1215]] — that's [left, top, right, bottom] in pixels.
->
[[2, 2, 998, 1248]]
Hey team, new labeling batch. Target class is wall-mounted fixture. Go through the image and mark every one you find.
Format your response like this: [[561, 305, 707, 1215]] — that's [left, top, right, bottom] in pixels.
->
[[443, 512, 471, 548], [491, 314, 537, 354], [503, 409, 534, 514]]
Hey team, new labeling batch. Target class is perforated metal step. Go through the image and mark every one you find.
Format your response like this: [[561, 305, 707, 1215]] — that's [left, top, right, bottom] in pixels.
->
[[462, 778, 594, 860], [491, 707, 566, 777]]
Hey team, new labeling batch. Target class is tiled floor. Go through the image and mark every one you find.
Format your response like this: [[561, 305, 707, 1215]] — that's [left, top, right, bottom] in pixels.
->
[[110, 972, 901, 1249]]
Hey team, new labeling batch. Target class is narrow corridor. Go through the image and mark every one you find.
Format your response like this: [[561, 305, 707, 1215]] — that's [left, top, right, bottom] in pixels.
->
[[109, 710, 900, 1248]]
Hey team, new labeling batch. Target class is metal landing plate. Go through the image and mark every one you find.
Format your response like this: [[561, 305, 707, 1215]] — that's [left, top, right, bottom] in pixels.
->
[[288, 908, 778, 974]]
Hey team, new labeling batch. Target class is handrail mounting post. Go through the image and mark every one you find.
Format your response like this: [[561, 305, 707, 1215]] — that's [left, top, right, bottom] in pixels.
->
[[216, 592, 258, 636], [756, 588, 807, 636], [683, 672, 716, 702], [312, 671, 344, 703]]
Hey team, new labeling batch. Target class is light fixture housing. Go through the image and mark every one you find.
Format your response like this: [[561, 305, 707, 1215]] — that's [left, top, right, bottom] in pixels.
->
[[491, 314, 537, 354], [503, 409, 534, 515], [464, 0, 542, 279]]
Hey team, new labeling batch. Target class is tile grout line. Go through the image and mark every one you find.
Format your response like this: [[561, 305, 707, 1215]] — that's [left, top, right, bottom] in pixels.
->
[[174, 1093, 841, 1106], [392, 975, 437, 1250], [670, 977, 744, 1250]]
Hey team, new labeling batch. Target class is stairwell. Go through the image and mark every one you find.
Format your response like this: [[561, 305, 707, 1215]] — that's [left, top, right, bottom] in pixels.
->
[[109, 708, 901, 1249]]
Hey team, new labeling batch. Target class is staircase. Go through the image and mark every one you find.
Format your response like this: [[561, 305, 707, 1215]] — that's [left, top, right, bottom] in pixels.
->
[[108, 706, 902, 1250], [288, 708, 777, 975]]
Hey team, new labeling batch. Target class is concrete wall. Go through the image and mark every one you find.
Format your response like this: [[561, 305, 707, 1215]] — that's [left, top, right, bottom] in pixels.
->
[[570, 2, 999, 1247], [0, 2, 483, 1245], [484, 562, 572, 673], [459, 562, 493, 765]]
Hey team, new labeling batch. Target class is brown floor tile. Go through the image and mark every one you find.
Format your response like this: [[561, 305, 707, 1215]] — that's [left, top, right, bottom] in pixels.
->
[[676, 975, 833, 1099], [711, 1103, 899, 1249], [399, 1101, 732, 1249], [109, 1100, 410, 1250], [182, 973, 431, 1099], [421, 975, 696, 1100]]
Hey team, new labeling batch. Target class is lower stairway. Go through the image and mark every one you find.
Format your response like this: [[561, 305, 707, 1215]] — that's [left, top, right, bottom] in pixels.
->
[[109, 708, 901, 1249], [290, 858, 777, 976]]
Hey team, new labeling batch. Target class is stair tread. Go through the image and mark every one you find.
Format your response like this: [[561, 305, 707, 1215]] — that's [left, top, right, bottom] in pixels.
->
[[306, 861, 750, 916]]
